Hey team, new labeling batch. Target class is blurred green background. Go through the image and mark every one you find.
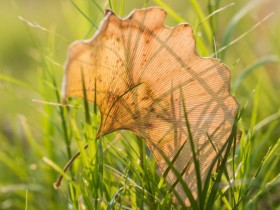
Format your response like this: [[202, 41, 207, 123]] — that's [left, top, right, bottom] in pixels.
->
[[0, 0, 279, 209]]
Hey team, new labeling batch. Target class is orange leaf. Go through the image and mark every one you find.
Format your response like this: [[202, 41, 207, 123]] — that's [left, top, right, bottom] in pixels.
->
[[62, 7, 239, 204]]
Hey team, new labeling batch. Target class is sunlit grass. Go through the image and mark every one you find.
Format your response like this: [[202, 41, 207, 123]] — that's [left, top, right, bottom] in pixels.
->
[[0, 0, 279, 209]]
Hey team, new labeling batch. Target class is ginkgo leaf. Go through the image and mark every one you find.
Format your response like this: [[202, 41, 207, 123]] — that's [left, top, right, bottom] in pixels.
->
[[62, 7, 239, 204]]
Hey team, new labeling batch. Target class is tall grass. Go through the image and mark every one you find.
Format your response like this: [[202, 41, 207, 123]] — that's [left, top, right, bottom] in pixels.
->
[[0, 0, 279, 209]]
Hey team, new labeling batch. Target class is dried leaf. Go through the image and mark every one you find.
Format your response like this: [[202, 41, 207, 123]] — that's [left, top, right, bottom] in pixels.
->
[[62, 7, 239, 204]]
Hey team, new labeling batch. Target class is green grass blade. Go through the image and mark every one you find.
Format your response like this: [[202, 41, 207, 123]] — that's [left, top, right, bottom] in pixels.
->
[[203, 3, 235, 24], [42, 157, 73, 185], [107, 186, 124, 209], [233, 142, 278, 209], [0, 152, 26, 178], [246, 172, 280, 209], [153, 0, 185, 22], [189, 0, 213, 44], [53, 81, 72, 159], [97, 138, 104, 201], [213, 13, 273, 58], [180, 88, 202, 204], [70, 0, 98, 29], [254, 109, 280, 132], [25, 189, 28, 210], [0, 73, 36, 92], [205, 116, 240, 210], [108, 0, 113, 10], [81, 70, 91, 125], [153, 142, 198, 208], [119, 0, 125, 17], [245, 139, 280, 208], [220, 0, 261, 59], [143, 0, 151, 8], [233, 55, 278, 90], [90, 0, 104, 13], [161, 140, 187, 179], [250, 81, 261, 128], [19, 116, 43, 158]]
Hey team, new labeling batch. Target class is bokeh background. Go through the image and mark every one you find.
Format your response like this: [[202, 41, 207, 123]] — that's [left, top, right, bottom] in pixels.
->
[[0, 0, 279, 209]]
